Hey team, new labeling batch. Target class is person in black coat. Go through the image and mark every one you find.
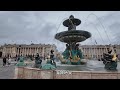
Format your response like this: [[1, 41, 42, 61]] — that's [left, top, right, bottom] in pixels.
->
[[3, 56, 7, 66]]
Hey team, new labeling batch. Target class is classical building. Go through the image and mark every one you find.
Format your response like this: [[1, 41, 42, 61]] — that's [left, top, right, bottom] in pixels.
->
[[81, 45, 120, 59], [0, 44, 58, 58], [1, 44, 120, 60]]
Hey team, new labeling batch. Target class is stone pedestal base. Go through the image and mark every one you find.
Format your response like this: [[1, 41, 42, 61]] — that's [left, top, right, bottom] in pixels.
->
[[14, 67, 120, 79]]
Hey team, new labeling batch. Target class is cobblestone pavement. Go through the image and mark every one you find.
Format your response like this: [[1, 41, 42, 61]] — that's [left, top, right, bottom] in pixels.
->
[[0, 58, 16, 79]]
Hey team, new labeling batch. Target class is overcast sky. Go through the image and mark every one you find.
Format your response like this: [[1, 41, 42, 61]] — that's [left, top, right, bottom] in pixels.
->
[[0, 11, 119, 52]]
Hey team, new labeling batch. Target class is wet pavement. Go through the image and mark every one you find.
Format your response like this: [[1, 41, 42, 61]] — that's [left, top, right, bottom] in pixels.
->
[[0, 58, 120, 79], [56, 60, 120, 71], [0, 58, 16, 79]]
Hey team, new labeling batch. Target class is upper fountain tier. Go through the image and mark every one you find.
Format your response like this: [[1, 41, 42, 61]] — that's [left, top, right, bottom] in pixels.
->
[[55, 15, 91, 43], [63, 15, 81, 29]]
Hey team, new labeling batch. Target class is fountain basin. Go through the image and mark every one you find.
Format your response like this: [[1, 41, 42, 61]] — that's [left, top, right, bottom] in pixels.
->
[[55, 30, 91, 43]]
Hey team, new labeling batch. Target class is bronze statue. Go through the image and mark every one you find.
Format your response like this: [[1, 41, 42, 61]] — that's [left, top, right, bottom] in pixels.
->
[[34, 53, 42, 68], [102, 47, 117, 71], [68, 15, 76, 30]]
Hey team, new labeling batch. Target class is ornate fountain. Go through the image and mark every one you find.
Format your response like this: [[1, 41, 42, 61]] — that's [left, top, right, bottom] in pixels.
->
[[55, 15, 91, 65]]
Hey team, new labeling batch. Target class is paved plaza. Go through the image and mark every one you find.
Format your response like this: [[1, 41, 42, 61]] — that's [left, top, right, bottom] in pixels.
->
[[0, 58, 16, 79], [0, 57, 120, 79]]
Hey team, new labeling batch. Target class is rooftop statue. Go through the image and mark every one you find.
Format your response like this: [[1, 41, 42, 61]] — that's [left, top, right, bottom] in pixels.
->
[[68, 15, 76, 30]]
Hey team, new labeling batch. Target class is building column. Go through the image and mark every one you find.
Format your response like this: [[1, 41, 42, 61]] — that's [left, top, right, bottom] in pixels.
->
[[26, 47, 28, 56], [84, 48, 86, 58], [28, 47, 30, 55], [100, 48, 101, 59], [36, 47, 38, 54], [98, 48, 100, 59], [33, 48, 35, 55], [16, 48, 18, 56], [89, 48, 91, 59], [22, 47, 24, 56], [100, 48, 102, 58], [42, 47, 45, 58], [103, 47, 105, 53], [26, 48, 27, 56], [84, 48, 85, 55], [83, 48, 84, 58], [24, 48, 26, 56], [24, 47, 25, 57], [10, 47, 11, 57], [18, 47, 20, 55], [30, 47, 31, 55], [34, 48, 35, 55], [20, 47, 23, 56], [22, 48, 24, 56], [96, 47, 98, 59], [23, 47, 25, 57], [35, 47, 37, 55], [99, 48, 101, 58], [93, 48, 95, 59]]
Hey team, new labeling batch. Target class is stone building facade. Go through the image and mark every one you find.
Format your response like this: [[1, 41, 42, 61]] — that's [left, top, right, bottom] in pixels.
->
[[81, 45, 120, 59], [1, 44, 120, 60], [0, 44, 58, 58]]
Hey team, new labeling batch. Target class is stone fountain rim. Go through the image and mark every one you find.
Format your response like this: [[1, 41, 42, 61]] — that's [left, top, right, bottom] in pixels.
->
[[55, 30, 91, 40]]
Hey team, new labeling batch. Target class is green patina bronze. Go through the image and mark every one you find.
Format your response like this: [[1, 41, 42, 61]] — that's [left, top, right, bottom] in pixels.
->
[[42, 59, 56, 70], [105, 61, 117, 70], [102, 48, 118, 71], [34, 53, 42, 68], [16, 56, 26, 67], [62, 46, 83, 64], [42, 50, 56, 70]]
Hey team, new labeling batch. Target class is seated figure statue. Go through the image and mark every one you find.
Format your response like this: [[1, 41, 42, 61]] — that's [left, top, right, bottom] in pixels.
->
[[16, 56, 26, 67], [50, 50, 56, 67], [70, 44, 83, 64], [34, 53, 42, 68], [102, 48, 117, 70], [68, 15, 76, 31], [42, 50, 56, 70], [62, 44, 70, 59]]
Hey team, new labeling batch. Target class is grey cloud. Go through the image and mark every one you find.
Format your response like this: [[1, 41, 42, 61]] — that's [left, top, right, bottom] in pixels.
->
[[81, 11, 120, 45], [0, 11, 48, 41], [98, 12, 120, 44], [0, 11, 120, 52]]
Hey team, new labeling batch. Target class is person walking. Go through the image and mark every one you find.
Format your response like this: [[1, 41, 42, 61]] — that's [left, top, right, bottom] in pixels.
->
[[7, 57, 11, 66], [3, 56, 7, 66]]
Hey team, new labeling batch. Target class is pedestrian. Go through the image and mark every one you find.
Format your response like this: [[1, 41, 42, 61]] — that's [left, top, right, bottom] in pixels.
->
[[3, 56, 7, 66], [7, 57, 11, 66], [15, 57, 17, 61], [17, 57, 20, 62]]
